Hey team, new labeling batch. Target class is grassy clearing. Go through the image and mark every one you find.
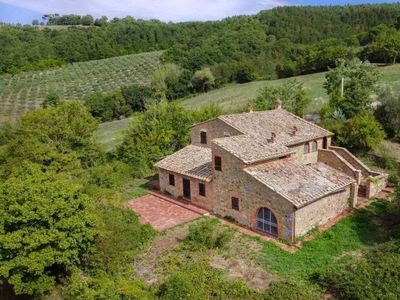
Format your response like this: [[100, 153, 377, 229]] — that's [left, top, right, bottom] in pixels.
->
[[130, 199, 391, 298], [0, 51, 162, 124], [259, 201, 389, 280], [120, 174, 159, 201], [183, 64, 400, 114], [94, 118, 132, 151]]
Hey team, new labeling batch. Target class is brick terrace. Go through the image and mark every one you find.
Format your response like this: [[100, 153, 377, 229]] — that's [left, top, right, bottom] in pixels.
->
[[125, 191, 209, 231], [126, 187, 394, 251]]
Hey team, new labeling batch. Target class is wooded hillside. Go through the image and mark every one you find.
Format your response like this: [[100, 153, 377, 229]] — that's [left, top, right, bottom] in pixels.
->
[[2, 3, 400, 79]]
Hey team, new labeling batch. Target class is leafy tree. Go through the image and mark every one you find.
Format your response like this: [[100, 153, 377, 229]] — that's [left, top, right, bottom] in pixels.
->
[[84, 91, 129, 121], [31, 20, 39, 26], [374, 85, 400, 141], [0, 122, 14, 146], [41, 91, 61, 108], [117, 100, 195, 177], [0, 162, 98, 296], [121, 84, 153, 112], [193, 102, 223, 123], [190, 67, 215, 93], [252, 79, 310, 116], [94, 16, 108, 27], [151, 63, 183, 100], [0, 101, 99, 176], [337, 113, 386, 152], [323, 59, 380, 118], [81, 14, 94, 26], [236, 62, 257, 83], [275, 61, 296, 78]]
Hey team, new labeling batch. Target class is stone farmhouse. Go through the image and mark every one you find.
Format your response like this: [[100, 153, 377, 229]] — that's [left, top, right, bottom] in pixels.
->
[[155, 101, 387, 242]]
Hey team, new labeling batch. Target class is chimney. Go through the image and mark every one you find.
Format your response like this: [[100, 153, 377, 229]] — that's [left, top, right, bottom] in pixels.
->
[[247, 104, 253, 113], [271, 132, 276, 143], [274, 99, 282, 109], [292, 126, 298, 136]]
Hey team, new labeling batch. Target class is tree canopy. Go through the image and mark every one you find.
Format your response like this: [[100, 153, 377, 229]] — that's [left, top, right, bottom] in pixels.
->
[[0, 162, 98, 295], [252, 79, 310, 117]]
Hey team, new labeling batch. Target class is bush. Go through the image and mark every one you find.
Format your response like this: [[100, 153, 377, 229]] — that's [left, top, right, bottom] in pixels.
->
[[158, 256, 260, 299], [86, 205, 157, 273], [183, 218, 234, 251], [87, 160, 132, 189], [316, 241, 400, 300], [263, 281, 319, 300]]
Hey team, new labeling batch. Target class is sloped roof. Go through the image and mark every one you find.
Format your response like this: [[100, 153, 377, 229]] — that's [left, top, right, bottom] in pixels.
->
[[213, 135, 293, 164], [245, 160, 355, 208], [155, 145, 212, 181], [219, 109, 333, 146]]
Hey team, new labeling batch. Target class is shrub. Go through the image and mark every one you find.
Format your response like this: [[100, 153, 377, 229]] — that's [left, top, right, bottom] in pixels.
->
[[183, 218, 234, 251], [316, 241, 400, 299], [158, 256, 260, 299], [263, 281, 319, 300]]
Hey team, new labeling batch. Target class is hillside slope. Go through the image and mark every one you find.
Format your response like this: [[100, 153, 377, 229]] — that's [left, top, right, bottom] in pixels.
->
[[0, 51, 162, 123], [183, 64, 400, 113]]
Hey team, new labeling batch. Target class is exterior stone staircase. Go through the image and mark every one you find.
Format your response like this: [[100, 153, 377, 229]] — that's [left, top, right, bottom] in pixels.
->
[[318, 146, 388, 200]]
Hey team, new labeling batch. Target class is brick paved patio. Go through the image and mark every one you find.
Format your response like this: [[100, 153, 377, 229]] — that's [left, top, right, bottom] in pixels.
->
[[126, 187, 394, 250], [125, 191, 209, 231]]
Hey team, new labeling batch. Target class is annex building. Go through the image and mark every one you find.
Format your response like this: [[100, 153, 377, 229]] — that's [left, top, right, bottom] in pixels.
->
[[155, 101, 387, 242]]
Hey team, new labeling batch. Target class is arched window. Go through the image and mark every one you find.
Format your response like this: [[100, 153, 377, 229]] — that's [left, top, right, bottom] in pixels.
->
[[312, 141, 318, 152], [256, 207, 278, 236], [304, 142, 310, 154]]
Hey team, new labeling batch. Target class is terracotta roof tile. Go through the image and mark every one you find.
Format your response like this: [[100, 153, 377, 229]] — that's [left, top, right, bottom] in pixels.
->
[[245, 160, 355, 207], [155, 145, 212, 181], [219, 109, 332, 146], [213, 135, 293, 164]]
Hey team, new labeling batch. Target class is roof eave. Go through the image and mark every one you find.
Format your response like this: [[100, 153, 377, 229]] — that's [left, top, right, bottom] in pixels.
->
[[294, 181, 356, 209], [242, 150, 295, 165]]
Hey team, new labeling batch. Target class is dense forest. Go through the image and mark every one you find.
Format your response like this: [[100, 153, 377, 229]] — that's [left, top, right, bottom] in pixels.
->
[[2, 3, 400, 83]]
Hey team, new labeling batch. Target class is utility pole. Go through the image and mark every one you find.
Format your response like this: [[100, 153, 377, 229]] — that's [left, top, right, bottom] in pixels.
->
[[341, 77, 344, 97]]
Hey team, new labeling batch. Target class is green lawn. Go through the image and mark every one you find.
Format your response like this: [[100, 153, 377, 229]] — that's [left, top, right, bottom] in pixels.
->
[[259, 201, 389, 280]]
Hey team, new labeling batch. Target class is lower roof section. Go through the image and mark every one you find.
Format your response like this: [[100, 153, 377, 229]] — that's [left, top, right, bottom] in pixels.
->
[[245, 159, 356, 208], [155, 145, 212, 181]]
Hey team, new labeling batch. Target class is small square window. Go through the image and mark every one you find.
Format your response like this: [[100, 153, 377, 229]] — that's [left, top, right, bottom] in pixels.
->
[[214, 156, 222, 171], [200, 131, 207, 144], [168, 174, 175, 186], [231, 197, 239, 210], [199, 183, 206, 196]]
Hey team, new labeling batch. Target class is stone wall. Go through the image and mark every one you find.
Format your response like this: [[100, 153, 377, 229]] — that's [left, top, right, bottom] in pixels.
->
[[158, 169, 215, 211], [366, 174, 388, 198], [318, 149, 361, 182], [289, 138, 323, 165], [191, 119, 243, 148], [211, 143, 295, 241], [329, 146, 371, 177], [294, 188, 350, 237]]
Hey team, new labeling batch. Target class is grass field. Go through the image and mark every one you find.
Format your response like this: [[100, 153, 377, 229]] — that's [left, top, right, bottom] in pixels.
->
[[183, 64, 400, 114], [0, 51, 162, 124], [94, 118, 132, 151]]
